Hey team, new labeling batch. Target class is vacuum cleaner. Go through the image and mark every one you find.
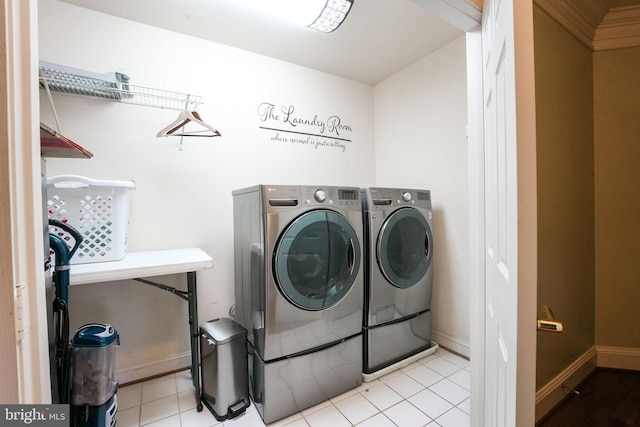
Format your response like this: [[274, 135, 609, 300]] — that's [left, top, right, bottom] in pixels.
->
[[49, 220, 119, 427], [49, 219, 82, 405], [70, 323, 119, 427]]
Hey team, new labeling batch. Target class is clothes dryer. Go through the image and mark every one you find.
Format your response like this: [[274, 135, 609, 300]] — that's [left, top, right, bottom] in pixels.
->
[[232, 185, 363, 424], [361, 187, 435, 375]]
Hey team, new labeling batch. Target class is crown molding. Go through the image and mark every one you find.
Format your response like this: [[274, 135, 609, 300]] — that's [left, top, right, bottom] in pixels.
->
[[535, 0, 606, 49], [535, 0, 640, 50], [594, 5, 640, 50]]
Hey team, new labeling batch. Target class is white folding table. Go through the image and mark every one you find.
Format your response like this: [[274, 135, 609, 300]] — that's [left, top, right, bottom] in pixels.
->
[[69, 247, 213, 411]]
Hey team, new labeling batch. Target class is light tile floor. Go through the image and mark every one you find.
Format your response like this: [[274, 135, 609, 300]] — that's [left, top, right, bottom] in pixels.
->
[[117, 348, 470, 427]]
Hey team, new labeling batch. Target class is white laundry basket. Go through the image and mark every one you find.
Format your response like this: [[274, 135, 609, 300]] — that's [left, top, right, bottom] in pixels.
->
[[47, 175, 136, 264]]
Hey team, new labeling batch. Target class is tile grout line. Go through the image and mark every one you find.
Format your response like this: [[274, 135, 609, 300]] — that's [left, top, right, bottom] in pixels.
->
[[122, 349, 470, 427]]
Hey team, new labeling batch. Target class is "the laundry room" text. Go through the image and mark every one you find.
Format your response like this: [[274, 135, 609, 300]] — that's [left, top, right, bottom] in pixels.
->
[[257, 102, 352, 137]]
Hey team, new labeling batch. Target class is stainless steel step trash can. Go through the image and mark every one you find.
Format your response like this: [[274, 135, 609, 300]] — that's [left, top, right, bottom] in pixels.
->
[[199, 318, 250, 421]]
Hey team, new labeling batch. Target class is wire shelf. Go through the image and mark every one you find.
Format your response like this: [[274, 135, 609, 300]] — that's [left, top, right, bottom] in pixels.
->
[[38, 62, 202, 111]]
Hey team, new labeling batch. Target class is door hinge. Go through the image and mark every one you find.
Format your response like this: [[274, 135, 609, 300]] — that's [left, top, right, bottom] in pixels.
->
[[14, 282, 28, 341]]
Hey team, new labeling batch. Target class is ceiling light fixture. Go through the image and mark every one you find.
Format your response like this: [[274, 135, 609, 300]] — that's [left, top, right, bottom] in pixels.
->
[[234, 0, 354, 33], [308, 0, 354, 33]]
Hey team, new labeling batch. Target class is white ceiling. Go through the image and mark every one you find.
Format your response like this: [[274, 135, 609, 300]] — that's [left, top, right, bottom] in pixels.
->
[[57, 0, 464, 85]]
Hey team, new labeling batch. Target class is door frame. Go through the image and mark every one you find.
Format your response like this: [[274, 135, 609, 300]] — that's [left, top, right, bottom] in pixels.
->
[[510, 2, 538, 424], [2, 0, 51, 403], [0, 0, 20, 403], [466, 28, 487, 427]]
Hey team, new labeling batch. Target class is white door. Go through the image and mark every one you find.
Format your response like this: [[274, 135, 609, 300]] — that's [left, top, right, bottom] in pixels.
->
[[481, 0, 519, 425]]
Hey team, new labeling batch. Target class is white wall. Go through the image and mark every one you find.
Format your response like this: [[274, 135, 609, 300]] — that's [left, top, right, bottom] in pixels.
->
[[38, 0, 469, 381], [374, 36, 470, 355]]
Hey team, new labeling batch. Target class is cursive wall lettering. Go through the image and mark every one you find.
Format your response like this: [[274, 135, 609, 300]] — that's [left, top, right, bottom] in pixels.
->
[[257, 102, 353, 153]]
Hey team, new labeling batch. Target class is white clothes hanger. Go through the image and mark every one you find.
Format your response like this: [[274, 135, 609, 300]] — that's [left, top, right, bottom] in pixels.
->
[[156, 110, 221, 138]]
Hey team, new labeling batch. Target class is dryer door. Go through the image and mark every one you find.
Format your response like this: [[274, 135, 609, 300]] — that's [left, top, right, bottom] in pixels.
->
[[377, 207, 433, 289], [274, 209, 361, 310]]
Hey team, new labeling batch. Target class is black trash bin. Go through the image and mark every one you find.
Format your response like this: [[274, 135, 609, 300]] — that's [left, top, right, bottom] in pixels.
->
[[199, 318, 250, 421]]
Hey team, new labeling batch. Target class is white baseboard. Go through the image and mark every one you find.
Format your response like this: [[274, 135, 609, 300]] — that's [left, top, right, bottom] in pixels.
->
[[432, 329, 470, 359], [597, 345, 640, 370], [116, 351, 192, 385], [535, 347, 597, 423], [111, 330, 472, 385]]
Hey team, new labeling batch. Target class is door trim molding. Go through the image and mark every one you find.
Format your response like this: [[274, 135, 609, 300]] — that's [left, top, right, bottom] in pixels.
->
[[465, 28, 486, 427], [0, 0, 20, 403], [4, 0, 51, 403]]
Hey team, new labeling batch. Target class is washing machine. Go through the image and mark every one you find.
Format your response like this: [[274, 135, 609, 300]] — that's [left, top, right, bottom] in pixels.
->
[[361, 187, 435, 376], [232, 185, 363, 424]]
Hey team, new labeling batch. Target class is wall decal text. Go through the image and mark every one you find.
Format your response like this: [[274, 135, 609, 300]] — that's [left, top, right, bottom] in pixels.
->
[[257, 102, 353, 152]]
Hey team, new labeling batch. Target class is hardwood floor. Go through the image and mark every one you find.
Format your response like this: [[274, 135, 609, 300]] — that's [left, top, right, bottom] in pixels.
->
[[538, 369, 640, 427]]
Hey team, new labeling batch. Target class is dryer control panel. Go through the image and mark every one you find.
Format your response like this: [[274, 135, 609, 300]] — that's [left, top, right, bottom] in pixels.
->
[[366, 187, 431, 210]]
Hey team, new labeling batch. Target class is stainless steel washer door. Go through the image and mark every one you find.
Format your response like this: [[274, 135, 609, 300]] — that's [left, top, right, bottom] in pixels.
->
[[274, 209, 361, 310], [377, 207, 432, 288]]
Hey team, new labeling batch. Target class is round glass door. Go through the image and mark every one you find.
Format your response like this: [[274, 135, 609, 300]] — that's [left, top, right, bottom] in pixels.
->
[[274, 210, 361, 310], [377, 207, 432, 289]]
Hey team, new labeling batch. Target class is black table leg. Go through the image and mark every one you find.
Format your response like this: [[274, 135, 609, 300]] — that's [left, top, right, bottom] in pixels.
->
[[187, 271, 202, 412]]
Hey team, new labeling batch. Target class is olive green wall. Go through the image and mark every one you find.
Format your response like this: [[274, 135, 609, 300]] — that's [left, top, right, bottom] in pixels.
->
[[534, 5, 595, 389], [534, 6, 640, 390], [593, 46, 640, 349]]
